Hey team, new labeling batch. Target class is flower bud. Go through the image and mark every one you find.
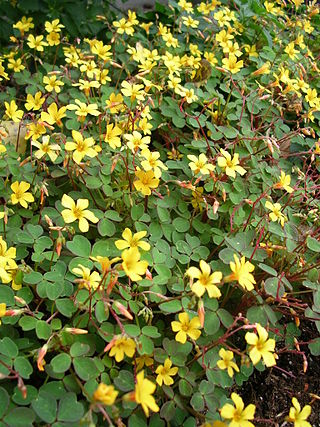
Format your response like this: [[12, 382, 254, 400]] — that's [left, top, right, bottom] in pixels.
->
[[65, 327, 88, 335], [114, 301, 133, 320]]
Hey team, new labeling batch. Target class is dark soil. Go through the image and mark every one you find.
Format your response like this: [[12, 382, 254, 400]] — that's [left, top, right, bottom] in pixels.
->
[[241, 324, 320, 426]]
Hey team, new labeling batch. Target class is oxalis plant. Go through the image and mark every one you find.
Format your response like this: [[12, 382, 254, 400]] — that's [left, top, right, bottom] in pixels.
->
[[0, 0, 319, 426]]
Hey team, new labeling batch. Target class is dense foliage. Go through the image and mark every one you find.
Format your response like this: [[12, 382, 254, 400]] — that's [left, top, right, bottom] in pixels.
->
[[0, 0, 320, 426]]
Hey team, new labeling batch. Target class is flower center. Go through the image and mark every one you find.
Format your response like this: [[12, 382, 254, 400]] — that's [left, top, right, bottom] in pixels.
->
[[73, 207, 83, 219]]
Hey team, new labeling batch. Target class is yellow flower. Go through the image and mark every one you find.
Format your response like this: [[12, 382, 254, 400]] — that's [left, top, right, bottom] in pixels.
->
[[178, 0, 194, 13], [4, 100, 23, 122], [13, 16, 34, 35], [90, 256, 120, 275], [265, 200, 287, 227], [134, 170, 160, 196], [222, 54, 244, 74], [109, 336, 136, 362], [273, 171, 293, 193], [180, 88, 198, 104], [73, 79, 100, 95], [217, 149, 246, 178], [72, 264, 101, 290], [286, 397, 311, 427], [116, 228, 150, 251], [43, 75, 64, 93], [245, 323, 276, 367], [27, 34, 47, 51], [113, 18, 134, 35], [135, 354, 154, 371], [25, 91, 45, 111], [105, 93, 125, 114], [226, 254, 256, 291], [61, 194, 98, 232], [244, 44, 258, 57], [216, 30, 234, 47], [67, 99, 100, 120], [65, 130, 99, 164], [104, 123, 122, 149], [186, 260, 222, 298], [26, 122, 46, 140], [285, 42, 299, 60], [182, 16, 199, 28], [187, 153, 215, 175], [93, 383, 118, 406], [140, 149, 167, 178], [155, 358, 178, 386], [252, 62, 271, 76], [220, 392, 255, 427], [32, 135, 61, 162], [45, 19, 64, 33], [121, 247, 148, 281], [40, 103, 66, 126], [0, 303, 6, 325], [305, 88, 319, 108], [10, 181, 34, 208], [217, 348, 240, 377], [90, 40, 112, 61], [125, 131, 150, 153], [0, 237, 17, 270], [171, 312, 201, 344], [7, 57, 25, 73], [46, 31, 60, 47], [121, 80, 145, 102], [140, 22, 153, 34], [134, 370, 159, 417]]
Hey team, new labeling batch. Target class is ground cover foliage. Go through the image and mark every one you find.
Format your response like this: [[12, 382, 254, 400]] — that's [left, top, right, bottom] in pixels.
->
[[0, 0, 320, 426]]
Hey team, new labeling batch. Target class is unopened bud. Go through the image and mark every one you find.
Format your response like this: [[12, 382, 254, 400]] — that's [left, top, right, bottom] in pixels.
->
[[44, 215, 53, 227], [14, 296, 27, 306], [198, 300, 205, 328], [114, 301, 133, 320], [37, 344, 48, 371], [145, 269, 152, 280], [65, 327, 88, 335], [213, 199, 219, 214]]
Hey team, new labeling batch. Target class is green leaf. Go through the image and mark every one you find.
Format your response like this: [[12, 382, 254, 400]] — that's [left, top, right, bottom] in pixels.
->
[[73, 357, 98, 381], [56, 299, 77, 317], [0, 337, 18, 358], [258, 263, 277, 276], [70, 342, 91, 358], [172, 218, 190, 232], [19, 316, 37, 331], [142, 326, 161, 338], [57, 393, 84, 422], [179, 379, 193, 396], [307, 236, 320, 253], [124, 324, 140, 337], [190, 392, 205, 411], [160, 401, 176, 422], [32, 391, 57, 424], [138, 335, 154, 355], [36, 320, 52, 340], [128, 413, 148, 427], [309, 338, 320, 356], [51, 353, 72, 373], [204, 311, 220, 335], [0, 387, 9, 418], [159, 300, 182, 313], [0, 286, 14, 305], [264, 277, 285, 299], [14, 356, 33, 379], [66, 235, 91, 257], [4, 407, 35, 427], [113, 370, 134, 391], [98, 218, 116, 236]]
